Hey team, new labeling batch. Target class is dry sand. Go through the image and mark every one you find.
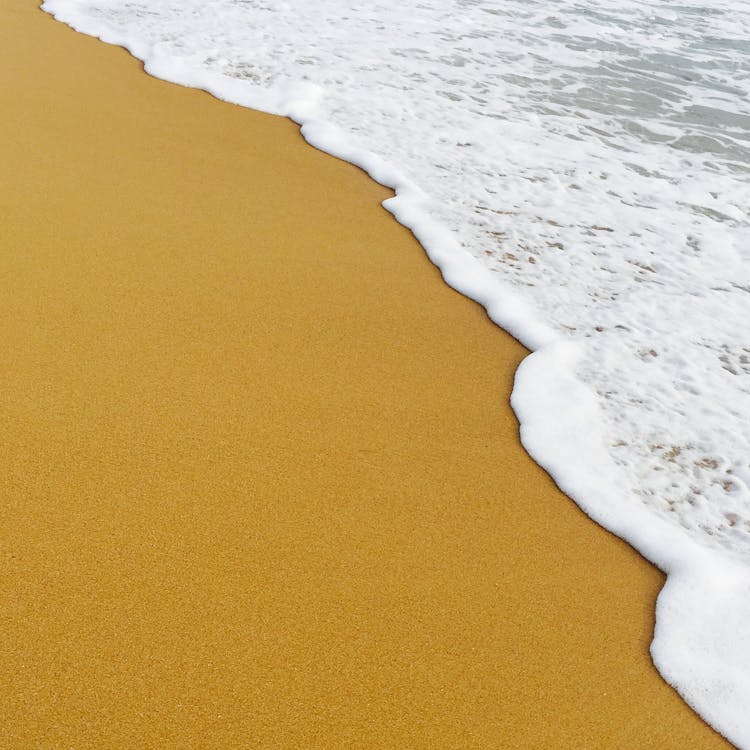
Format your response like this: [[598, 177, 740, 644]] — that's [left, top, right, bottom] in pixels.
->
[[0, 2, 731, 747]]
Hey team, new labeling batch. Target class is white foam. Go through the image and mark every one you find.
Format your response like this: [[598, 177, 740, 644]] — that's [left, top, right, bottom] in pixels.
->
[[41, 0, 750, 745]]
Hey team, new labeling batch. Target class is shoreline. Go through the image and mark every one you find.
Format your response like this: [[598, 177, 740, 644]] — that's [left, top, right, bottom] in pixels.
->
[[0, 2, 731, 747]]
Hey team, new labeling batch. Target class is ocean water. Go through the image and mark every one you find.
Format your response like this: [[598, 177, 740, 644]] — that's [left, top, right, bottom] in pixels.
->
[[41, 0, 750, 745]]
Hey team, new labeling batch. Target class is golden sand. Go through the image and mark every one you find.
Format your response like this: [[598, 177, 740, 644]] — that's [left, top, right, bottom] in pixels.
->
[[0, 2, 731, 747]]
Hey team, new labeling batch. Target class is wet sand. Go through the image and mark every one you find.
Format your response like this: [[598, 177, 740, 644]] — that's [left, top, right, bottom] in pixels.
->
[[0, 2, 731, 747]]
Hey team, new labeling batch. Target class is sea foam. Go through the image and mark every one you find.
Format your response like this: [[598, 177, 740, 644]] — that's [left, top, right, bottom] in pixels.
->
[[41, 0, 750, 744]]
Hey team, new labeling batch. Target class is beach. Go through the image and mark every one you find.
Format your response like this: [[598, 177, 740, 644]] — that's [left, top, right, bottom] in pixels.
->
[[0, 2, 731, 747]]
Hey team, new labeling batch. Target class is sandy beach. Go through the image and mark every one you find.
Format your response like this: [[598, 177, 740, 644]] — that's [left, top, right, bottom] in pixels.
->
[[0, 2, 731, 747]]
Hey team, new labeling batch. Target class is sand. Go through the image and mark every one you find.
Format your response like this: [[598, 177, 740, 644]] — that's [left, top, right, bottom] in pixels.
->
[[0, 2, 732, 747]]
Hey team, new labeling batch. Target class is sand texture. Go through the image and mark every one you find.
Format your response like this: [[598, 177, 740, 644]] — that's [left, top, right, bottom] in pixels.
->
[[0, 2, 731, 747]]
